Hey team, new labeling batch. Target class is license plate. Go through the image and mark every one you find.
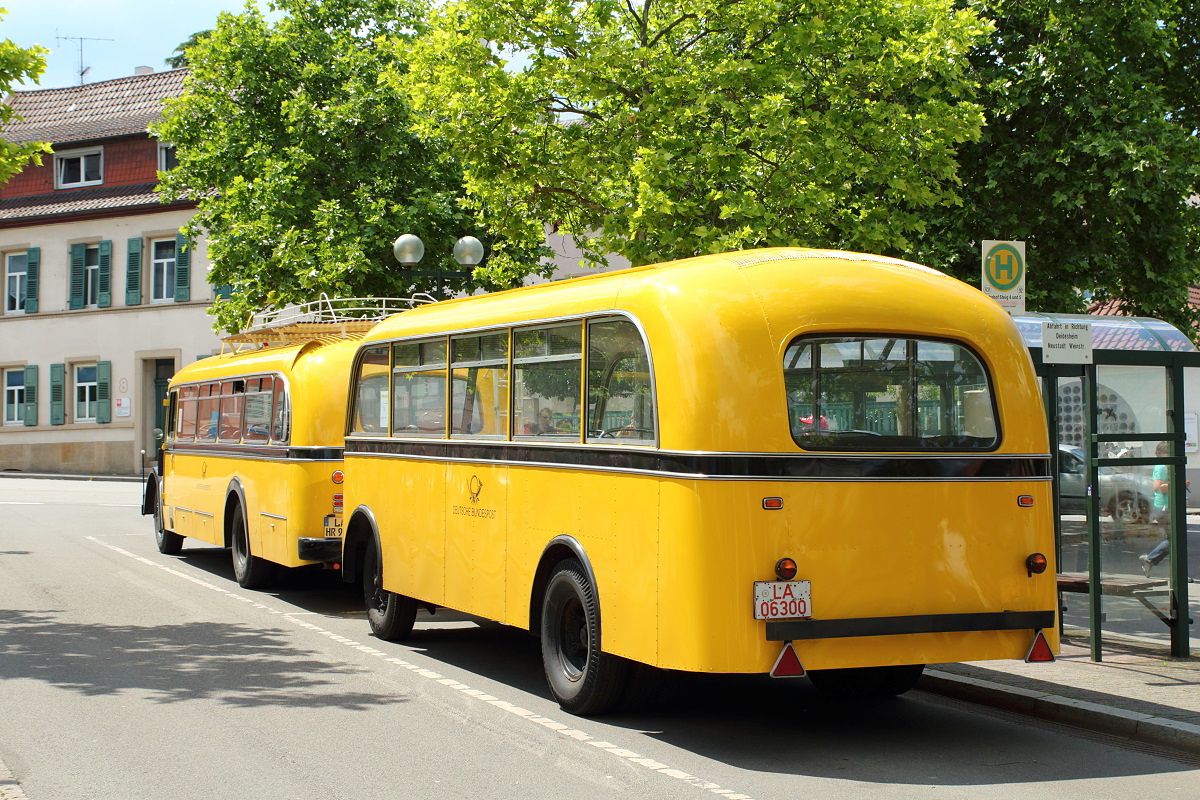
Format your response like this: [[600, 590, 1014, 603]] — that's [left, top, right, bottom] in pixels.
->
[[323, 515, 343, 538], [753, 581, 811, 620]]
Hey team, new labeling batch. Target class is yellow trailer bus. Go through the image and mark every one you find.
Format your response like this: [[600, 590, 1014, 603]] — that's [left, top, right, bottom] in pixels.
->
[[142, 299, 418, 588], [340, 249, 1058, 714]]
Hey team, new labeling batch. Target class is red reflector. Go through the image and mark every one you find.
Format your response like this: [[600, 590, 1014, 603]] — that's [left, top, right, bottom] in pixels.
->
[[770, 642, 806, 678], [1025, 630, 1055, 663], [1017, 495, 1034, 507], [763, 497, 784, 510]]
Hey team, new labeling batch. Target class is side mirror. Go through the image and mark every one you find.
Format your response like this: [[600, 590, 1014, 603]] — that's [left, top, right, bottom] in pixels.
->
[[153, 427, 164, 442]]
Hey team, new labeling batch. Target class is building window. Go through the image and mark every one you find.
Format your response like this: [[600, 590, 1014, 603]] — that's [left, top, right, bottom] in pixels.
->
[[55, 147, 103, 188], [150, 239, 176, 302], [158, 143, 178, 172], [3, 369, 24, 425], [83, 244, 100, 307], [4, 252, 26, 313], [75, 364, 98, 422]]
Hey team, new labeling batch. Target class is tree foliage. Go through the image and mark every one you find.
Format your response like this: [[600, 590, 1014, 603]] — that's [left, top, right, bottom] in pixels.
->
[[164, 30, 212, 69], [403, 0, 991, 268], [154, 0, 548, 333], [910, 0, 1200, 331], [0, 8, 51, 186]]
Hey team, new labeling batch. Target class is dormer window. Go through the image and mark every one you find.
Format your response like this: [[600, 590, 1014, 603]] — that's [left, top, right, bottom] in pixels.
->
[[55, 147, 103, 188], [158, 143, 178, 172]]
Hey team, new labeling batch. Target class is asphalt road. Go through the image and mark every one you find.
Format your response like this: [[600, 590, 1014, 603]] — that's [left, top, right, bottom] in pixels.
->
[[1, 476, 1198, 800]]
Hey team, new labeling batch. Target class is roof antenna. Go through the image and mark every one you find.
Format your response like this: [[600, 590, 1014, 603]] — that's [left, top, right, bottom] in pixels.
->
[[55, 31, 114, 85]]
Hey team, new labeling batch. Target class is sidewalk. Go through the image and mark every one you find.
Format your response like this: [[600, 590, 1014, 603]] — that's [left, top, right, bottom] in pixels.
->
[[921, 633, 1200, 756]]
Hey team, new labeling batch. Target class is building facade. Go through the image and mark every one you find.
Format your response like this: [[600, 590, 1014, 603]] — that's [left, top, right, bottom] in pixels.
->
[[1, 69, 221, 476]]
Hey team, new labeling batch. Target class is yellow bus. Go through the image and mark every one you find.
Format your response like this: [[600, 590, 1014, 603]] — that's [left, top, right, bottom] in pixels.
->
[[143, 299, 416, 588], [340, 248, 1058, 714]]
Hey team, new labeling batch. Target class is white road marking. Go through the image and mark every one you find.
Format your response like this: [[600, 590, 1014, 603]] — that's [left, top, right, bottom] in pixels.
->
[[89, 536, 758, 800]]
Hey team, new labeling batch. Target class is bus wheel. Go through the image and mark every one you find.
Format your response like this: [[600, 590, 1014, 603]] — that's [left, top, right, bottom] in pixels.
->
[[807, 664, 925, 698], [363, 543, 416, 641], [230, 505, 275, 590], [540, 558, 628, 715], [153, 488, 184, 556]]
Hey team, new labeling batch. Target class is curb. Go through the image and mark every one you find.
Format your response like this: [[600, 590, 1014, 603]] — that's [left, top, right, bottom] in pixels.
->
[[0, 471, 143, 483], [921, 669, 1200, 755]]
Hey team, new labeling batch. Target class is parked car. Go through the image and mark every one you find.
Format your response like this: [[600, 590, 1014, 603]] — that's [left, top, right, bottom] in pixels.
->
[[1057, 446, 1155, 522]]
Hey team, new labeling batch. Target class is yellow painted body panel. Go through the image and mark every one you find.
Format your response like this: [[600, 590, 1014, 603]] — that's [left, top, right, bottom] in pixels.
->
[[160, 338, 359, 567], [346, 248, 1058, 674]]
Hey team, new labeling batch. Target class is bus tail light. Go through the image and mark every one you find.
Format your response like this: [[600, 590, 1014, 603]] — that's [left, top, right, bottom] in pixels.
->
[[775, 558, 797, 581], [1025, 630, 1055, 663], [770, 642, 806, 678], [333, 493, 344, 513], [1026, 552, 1048, 576], [332, 470, 344, 485]]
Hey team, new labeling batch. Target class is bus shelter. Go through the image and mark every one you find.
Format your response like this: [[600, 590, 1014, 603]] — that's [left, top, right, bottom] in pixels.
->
[[1013, 313, 1200, 660]]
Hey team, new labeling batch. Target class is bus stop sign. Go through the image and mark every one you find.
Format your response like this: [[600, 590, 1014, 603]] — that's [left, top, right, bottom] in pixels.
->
[[982, 240, 1026, 313]]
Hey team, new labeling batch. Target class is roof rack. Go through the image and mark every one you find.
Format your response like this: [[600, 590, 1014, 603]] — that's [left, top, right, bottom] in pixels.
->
[[221, 294, 434, 349]]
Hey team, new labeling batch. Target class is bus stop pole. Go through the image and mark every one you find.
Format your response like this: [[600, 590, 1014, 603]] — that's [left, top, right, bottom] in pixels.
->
[[1085, 362, 1103, 662], [1169, 364, 1191, 658]]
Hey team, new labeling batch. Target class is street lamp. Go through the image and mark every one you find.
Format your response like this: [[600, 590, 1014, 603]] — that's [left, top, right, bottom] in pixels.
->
[[392, 234, 484, 298]]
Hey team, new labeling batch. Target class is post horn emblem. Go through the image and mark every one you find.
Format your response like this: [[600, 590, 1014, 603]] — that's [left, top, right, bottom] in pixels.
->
[[468, 475, 483, 504]]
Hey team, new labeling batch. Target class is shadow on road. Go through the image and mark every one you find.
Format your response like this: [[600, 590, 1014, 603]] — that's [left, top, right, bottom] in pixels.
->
[[0, 607, 408, 711]]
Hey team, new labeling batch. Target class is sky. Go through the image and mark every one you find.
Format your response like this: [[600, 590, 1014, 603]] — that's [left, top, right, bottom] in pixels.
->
[[2, 1, 270, 90]]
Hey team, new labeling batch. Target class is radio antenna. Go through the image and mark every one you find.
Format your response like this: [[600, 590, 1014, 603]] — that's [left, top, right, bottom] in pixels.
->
[[55, 31, 115, 85]]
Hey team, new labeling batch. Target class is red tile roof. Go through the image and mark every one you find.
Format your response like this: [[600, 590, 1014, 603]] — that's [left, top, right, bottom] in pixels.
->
[[2, 69, 187, 146], [0, 183, 161, 220]]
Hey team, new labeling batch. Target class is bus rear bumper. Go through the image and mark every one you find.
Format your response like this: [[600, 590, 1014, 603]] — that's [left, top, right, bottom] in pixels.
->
[[298, 537, 342, 563], [765, 610, 1056, 641]]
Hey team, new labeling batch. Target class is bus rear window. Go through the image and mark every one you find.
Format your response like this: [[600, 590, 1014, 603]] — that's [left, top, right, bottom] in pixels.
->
[[783, 336, 998, 450]]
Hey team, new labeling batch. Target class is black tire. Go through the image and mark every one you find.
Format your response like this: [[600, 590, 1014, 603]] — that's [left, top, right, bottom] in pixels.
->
[[807, 664, 925, 698], [363, 542, 417, 641], [152, 486, 184, 555], [230, 504, 275, 589], [540, 558, 628, 715]]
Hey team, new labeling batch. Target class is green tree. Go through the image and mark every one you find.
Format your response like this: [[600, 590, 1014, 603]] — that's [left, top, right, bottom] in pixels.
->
[[154, 0, 548, 333], [910, 0, 1200, 332], [0, 9, 51, 185], [164, 30, 212, 69], [402, 0, 991, 268]]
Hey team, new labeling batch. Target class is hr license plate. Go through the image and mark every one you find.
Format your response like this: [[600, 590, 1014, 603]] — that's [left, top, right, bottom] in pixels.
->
[[323, 515, 343, 538], [753, 581, 811, 620]]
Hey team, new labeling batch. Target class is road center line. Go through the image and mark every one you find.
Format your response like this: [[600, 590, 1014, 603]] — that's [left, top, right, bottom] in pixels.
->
[[89, 536, 758, 800]]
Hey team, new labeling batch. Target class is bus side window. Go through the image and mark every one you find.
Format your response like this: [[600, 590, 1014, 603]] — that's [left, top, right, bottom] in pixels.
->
[[586, 318, 655, 443], [196, 383, 219, 442], [513, 323, 582, 439], [242, 376, 272, 443], [176, 385, 198, 441], [270, 377, 290, 443], [351, 346, 389, 435], [392, 339, 446, 437], [217, 379, 245, 443], [450, 330, 509, 438]]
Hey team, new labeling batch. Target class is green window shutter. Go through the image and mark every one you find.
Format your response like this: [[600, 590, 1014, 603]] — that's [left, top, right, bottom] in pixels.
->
[[214, 284, 233, 300], [125, 238, 143, 305], [22, 365, 37, 426], [49, 363, 65, 425], [97, 240, 112, 308], [96, 360, 112, 424], [69, 244, 85, 310], [24, 247, 39, 313], [174, 233, 191, 302]]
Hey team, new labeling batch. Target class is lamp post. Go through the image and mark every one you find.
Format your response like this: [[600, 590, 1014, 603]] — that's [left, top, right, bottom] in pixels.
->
[[393, 234, 484, 298]]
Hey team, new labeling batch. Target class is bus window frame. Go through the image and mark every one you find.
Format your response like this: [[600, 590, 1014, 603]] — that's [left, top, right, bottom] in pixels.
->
[[584, 315, 659, 446], [391, 337, 449, 438], [783, 332, 1001, 452], [449, 328, 510, 440], [512, 321, 584, 442]]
